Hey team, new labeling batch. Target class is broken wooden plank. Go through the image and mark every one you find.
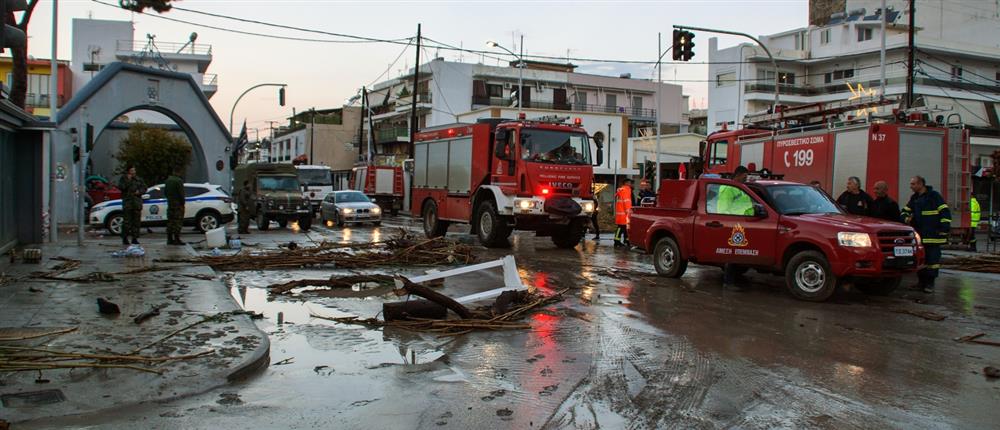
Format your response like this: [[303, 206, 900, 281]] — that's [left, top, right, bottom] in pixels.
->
[[396, 277, 472, 319]]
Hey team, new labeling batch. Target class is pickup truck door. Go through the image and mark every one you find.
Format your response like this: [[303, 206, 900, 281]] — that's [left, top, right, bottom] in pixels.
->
[[693, 182, 778, 266]]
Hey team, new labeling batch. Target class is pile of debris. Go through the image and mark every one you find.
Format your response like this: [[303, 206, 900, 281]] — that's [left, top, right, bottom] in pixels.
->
[[161, 230, 476, 271], [0, 345, 214, 375], [313, 276, 567, 336], [942, 254, 1000, 274]]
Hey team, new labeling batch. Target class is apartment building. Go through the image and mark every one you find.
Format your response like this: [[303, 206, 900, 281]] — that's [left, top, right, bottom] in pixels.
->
[[0, 58, 73, 118], [71, 18, 217, 99], [708, 1, 1000, 166], [362, 58, 688, 175], [270, 107, 362, 171]]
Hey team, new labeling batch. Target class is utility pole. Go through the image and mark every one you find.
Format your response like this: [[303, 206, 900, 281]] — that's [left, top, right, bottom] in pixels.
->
[[409, 23, 421, 159], [655, 32, 662, 189], [358, 87, 366, 162], [879, 0, 887, 97], [49, 0, 59, 243], [309, 108, 316, 164], [906, 0, 916, 108]]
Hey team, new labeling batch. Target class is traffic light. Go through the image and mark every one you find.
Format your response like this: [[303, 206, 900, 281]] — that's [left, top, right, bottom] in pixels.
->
[[0, 0, 27, 54], [671, 29, 682, 61], [278, 87, 286, 106], [85, 123, 94, 153], [682, 31, 696, 61]]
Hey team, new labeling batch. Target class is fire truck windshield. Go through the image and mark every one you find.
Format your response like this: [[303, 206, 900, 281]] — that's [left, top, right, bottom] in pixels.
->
[[296, 168, 333, 186], [520, 130, 591, 165], [760, 184, 842, 216]]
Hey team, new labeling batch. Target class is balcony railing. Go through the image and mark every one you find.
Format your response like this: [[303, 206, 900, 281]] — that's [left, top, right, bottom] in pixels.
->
[[117, 40, 213, 56], [472, 96, 656, 117], [374, 126, 409, 141], [744, 75, 1000, 97], [203, 74, 218, 86], [24, 93, 66, 108]]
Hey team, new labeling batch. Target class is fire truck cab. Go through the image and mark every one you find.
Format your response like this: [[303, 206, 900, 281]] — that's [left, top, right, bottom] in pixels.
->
[[411, 115, 603, 248]]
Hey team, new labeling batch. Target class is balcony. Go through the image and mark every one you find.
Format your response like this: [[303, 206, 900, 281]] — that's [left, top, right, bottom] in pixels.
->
[[116, 39, 213, 73], [374, 126, 409, 142], [200, 74, 218, 98], [471, 96, 656, 118], [744, 74, 1000, 98], [394, 92, 432, 111]]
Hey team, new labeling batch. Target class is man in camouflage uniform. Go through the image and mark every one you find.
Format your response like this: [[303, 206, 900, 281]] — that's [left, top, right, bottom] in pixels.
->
[[237, 180, 253, 234], [117, 165, 146, 245], [164, 167, 185, 245]]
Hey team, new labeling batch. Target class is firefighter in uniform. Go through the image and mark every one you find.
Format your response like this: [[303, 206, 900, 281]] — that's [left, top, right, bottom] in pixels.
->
[[901, 176, 951, 293], [237, 180, 253, 234], [117, 165, 145, 245], [164, 168, 185, 245], [969, 193, 981, 252], [722, 166, 752, 290], [614, 179, 633, 248]]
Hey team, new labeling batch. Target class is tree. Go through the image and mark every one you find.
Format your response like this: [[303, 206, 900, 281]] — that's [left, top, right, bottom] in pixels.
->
[[119, 0, 176, 13], [6, 0, 39, 110], [115, 121, 192, 185]]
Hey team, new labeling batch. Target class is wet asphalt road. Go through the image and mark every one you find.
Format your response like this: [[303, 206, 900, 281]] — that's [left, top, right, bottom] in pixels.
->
[[31, 217, 1000, 429]]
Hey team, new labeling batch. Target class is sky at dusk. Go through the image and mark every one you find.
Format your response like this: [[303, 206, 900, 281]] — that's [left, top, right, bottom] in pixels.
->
[[23, 0, 807, 135]]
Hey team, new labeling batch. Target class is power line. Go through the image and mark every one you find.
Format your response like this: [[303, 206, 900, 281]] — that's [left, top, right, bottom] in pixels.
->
[[916, 48, 1000, 85], [91, 0, 406, 44], [367, 38, 414, 88], [915, 66, 994, 125], [915, 60, 1000, 101]]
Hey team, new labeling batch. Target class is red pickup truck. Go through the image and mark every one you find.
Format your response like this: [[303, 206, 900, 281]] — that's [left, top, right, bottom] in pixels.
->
[[629, 178, 924, 301]]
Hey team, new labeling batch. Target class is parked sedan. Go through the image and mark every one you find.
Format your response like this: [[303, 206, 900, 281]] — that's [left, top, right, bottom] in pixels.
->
[[89, 183, 236, 235], [320, 191, 382, 227]]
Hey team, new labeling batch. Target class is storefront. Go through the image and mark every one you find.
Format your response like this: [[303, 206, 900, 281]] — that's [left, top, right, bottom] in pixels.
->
[[0, 99, 46, 254]]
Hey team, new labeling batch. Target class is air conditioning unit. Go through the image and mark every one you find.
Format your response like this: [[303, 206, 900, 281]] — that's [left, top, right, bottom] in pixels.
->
[[504, 82, 511, 89]]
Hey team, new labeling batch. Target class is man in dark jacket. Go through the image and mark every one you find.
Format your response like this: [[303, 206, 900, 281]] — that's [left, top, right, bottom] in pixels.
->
[[901, 176, 951, 293], [117, 165, 146, 245], [869, 180, 900, 222], [837, 176, 874, 216], [164, 167, 185, 245]]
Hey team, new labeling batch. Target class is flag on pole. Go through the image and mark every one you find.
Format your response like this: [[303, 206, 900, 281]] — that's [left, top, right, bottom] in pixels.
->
[[235, 121, 249, 152]]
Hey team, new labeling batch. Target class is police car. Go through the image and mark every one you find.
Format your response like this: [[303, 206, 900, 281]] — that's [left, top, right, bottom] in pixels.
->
[[89, 183, 236, 235]]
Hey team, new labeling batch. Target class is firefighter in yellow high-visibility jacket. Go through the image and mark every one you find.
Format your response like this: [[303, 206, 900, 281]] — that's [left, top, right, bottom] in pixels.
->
[[967, 194, 981, 251]]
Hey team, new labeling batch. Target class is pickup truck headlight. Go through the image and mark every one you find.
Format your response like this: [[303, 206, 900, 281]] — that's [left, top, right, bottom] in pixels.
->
[[837, 232, 872, 248], [342, 208, 354, 214]]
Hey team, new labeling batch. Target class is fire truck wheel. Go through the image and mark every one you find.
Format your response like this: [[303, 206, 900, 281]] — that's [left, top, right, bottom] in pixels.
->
[[422, 200, 449, 238], [257, 213, 270, 231], [653, 236, 688, 278], [552, 219, 587, 249], [855, 277, 901, 296], [476, 200, 511, 248], [785, 251, 837, 302]]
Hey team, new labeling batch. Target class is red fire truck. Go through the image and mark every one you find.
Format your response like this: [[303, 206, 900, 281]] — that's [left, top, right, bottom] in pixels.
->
[[351, 164, 404, 216], [700, 97, 972, 232], [411, 116, 603, 248]]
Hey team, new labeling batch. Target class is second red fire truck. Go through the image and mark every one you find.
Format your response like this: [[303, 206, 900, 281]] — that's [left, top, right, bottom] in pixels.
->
[[699, 96, 972, 232], [411, 115, 603, 248]]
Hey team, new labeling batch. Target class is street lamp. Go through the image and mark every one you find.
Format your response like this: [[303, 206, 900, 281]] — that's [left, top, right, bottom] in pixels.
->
[[229, 83, 288, 142], [487, 37, 524, 112]]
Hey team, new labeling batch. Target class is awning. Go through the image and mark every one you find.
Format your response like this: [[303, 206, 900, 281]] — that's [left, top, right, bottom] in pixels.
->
[[920, 96, 992, 128], [971, 136, 1000, 147]]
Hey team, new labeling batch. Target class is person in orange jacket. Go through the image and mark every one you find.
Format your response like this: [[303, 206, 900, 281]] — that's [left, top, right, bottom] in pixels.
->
[[614, 179, 634, 248]]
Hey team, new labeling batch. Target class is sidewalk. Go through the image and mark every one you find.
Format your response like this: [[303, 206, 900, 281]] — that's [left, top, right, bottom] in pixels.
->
[[0, 238, 270, 424]]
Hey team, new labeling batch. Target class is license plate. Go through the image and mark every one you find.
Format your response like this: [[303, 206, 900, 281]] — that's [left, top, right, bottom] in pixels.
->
[[893, 246, 914, 257]]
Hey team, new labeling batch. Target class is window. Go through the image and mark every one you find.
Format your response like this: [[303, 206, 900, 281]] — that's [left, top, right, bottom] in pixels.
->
[[710, 139, 728, 165], [757, 70, 795, 85], [778, 72, 795, 85], [576, 91, 588, 106], [184, 186, 208, 197], [857, 28, 872, 42], [632, 96, 642, 110], [605, 94, 617, 111], [794, 32, 804, 50], [335, 192, 371, 203], [706, 184, 754, 216], [716, 72, 736, 87], [825, 69, 855, 84], [820, 29, 831, 45], [487, 84, 503, 98], [145, 187, 164, 200], [951, 66, 963, 81]]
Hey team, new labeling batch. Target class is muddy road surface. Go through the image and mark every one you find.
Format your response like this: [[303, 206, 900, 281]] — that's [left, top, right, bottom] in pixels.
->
[[29, 217, 1000, 429]]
